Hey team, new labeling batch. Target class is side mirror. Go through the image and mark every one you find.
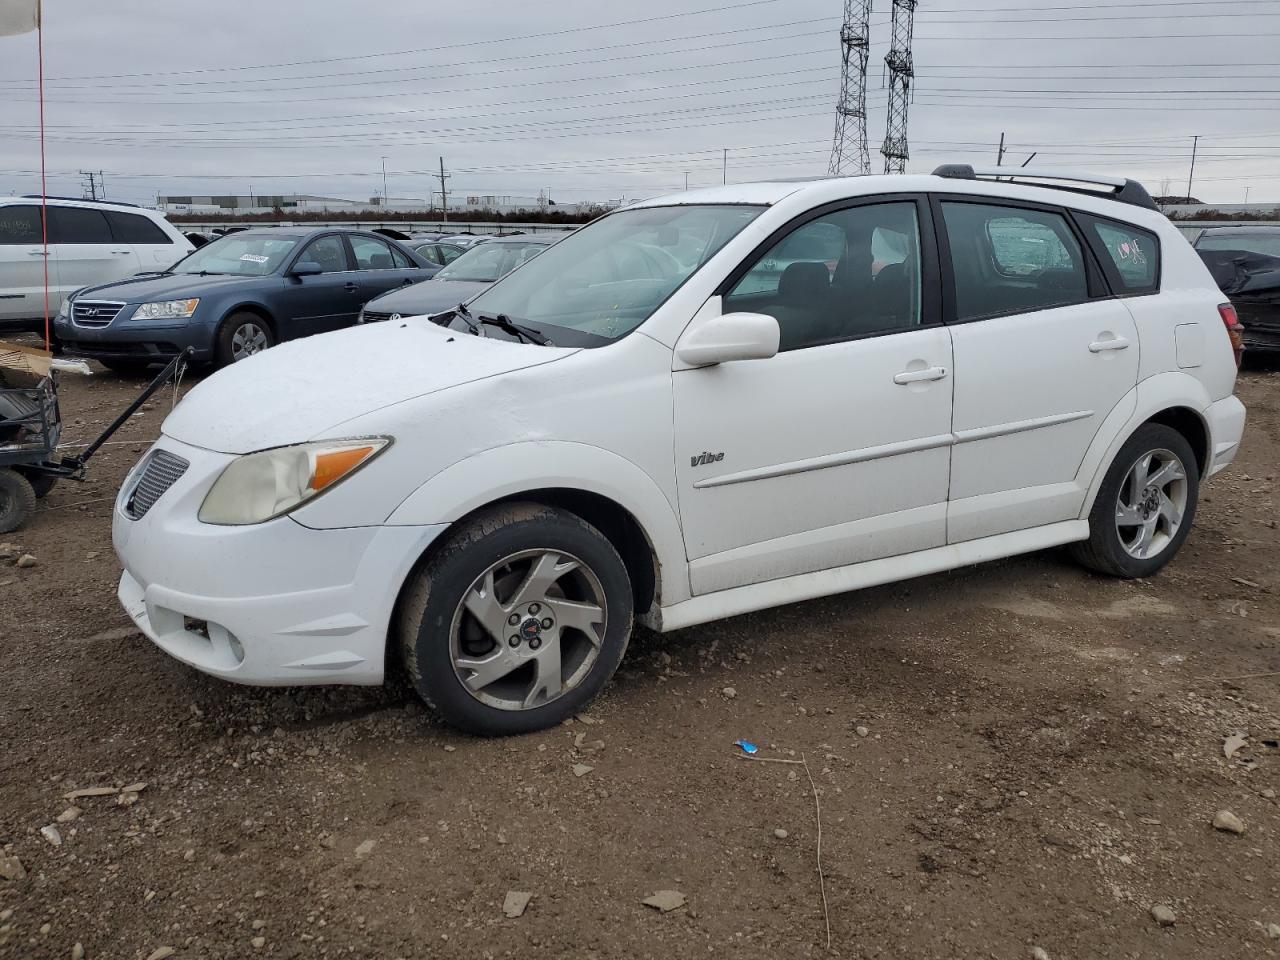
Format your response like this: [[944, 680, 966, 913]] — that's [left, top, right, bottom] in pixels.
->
[[290, 261, 323, 277], [676, 311, 780, 367]]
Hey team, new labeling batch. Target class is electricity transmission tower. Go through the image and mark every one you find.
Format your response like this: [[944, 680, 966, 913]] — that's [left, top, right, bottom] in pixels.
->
[[881, 0, 918, 174], [827, 0, 873, 176]]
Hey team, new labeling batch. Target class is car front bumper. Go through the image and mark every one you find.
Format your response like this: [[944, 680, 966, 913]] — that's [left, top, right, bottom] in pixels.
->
[[113, 436, 446, 686], [53, 314, 217, 364]]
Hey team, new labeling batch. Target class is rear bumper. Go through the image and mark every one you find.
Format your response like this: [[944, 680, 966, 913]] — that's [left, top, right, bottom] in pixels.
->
[[1205, 393, 1247, 478]]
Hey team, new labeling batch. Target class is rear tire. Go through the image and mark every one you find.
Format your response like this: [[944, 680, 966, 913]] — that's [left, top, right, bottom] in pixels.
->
[[397, 503, 634, 736], [0, 468, 37, 535], [215, 312, 275, 368], [1071, 423, 1199, 579]]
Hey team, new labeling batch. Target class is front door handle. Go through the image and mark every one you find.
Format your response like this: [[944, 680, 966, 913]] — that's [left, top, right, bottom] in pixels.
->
[[1089, 335, 1130, 352], [894, 365, 948, 385], [343, 282, 360, 292], [27, 250, 48, 256]]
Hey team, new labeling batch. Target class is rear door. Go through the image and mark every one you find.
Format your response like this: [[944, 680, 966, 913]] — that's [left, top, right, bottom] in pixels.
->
[[347, 234, 423, 303], [49, 204, 141, 303], [935, 196, 1140, 542], [105, 210, 184, 271], [283, 234, 360, 337], [0, 204, 48, 324]]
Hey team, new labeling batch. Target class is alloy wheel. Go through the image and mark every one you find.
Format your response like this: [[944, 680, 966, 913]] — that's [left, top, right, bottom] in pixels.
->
[[1114, 447, 1189, 560], [230, 322, 269, 361], [449, 549, 607, 711]]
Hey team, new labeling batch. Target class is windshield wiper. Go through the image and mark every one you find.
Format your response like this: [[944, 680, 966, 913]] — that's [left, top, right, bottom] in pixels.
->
[[451, 301, 482, 335], [478, 313, 551, 345]]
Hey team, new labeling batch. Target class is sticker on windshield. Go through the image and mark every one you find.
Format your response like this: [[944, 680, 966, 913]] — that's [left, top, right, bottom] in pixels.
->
[[239, 254, 270, 264]]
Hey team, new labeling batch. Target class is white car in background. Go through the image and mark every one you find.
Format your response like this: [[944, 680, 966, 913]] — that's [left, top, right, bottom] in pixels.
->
[[0, 197, 193, 332], [112, 166, 1245, 735]]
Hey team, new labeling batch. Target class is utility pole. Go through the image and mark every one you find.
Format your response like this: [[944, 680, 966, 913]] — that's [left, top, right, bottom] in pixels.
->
[[381, 156, 388, 209], [437, 156, 450, 223], [1186, 135, 1199, 202], [1245, 185, 1251, 205], [881, 0, 918, 175], [79, 170, 100, 200], [684, 172, 689, 191], [997, 132, 1005, 166], [827, 0, 873, 175], [722, 148, 728, 185]]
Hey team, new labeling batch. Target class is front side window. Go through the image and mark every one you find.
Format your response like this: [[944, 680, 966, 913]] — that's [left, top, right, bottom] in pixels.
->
[[723, 201, 922, 351], [350, 235, 396, 270], [296, 235, 349, 274], [172, 233, 301, 276], [941, 202, 1088, 321], [0, 205, 40, 245], [1083, 217, 1160, 293], [107, 211, 173, 244], [466, 205, 764, 343], [48, 206, 112, 244]]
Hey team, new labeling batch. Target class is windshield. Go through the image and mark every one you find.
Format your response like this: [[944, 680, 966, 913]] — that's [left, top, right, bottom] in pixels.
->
[[173, 233, 301, 276], [1198, 233, 1280, 258], [436, 241, 548, 282], [467, 205, 764, 342]]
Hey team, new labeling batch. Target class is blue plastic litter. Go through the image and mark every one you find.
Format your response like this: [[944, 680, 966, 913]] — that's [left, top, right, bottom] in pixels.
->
[[734, 739, 759, 755]]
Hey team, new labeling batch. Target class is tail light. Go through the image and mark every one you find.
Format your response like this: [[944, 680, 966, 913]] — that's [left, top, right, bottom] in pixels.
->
[[1219, 302, 1244, 368]]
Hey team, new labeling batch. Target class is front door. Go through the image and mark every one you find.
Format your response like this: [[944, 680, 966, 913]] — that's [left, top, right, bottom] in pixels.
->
[[284, 234, 361, 337], [935, 197, 1140, 542], [672, 198, 955, 596]]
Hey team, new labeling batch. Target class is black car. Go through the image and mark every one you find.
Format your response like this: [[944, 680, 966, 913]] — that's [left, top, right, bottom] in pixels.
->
[[358, 235, 557, 323], [54, 228, 434, 370], [1193, 226, 1280, 355]]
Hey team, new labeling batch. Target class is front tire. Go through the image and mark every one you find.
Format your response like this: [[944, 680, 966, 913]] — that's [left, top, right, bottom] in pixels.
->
[[0, 468, 37, 534], [397, 503, 634, 736], [1071, 423, 1200, 579], [215, 312, 275, 367]]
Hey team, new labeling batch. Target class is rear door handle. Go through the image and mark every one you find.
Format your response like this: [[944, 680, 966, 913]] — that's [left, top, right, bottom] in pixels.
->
[[111, 249, 131, 255], [27, 250, 48, 256], [343, 282, 360, 292], [1089, 336, 1130, 352], [894, 366, 948, 385]]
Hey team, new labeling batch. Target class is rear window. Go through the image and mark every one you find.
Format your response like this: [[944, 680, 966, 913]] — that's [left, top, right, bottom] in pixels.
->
[[106, 211, 173, 244], [1080, 215, 1160, 294], [0, 205, 41, 244]]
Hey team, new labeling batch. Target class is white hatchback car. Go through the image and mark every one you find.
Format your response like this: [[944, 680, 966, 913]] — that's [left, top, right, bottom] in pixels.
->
[[0, 196, 193, 332], [113, 167, 1246, 734]]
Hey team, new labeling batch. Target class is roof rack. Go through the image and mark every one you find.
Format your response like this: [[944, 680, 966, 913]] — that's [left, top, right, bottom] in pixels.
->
[[20, 194, 141, 208], [930, 165, 1158, 212]]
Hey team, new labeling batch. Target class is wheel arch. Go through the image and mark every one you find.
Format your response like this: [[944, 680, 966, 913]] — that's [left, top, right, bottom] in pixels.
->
[[1078, 372, 1214, 518], [386, 441, 690, 618], [219, 301, 277, 336]]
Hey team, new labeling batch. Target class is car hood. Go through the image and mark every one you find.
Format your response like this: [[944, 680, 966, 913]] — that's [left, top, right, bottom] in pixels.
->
[[74, 272, 267, 303], [364, 278, 489, 317], [162, 319, 579, 454]]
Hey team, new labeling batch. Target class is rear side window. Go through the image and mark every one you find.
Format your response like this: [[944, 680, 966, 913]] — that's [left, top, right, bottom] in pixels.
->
[[0, 205, 41, 244], [350, 235, 396, 270], [106, 211, 173, 244], [47, 206, 112, 244], [941, 201, 1089, 321], [389, 245, 413, 269], [1080, 215, 1160, 294]]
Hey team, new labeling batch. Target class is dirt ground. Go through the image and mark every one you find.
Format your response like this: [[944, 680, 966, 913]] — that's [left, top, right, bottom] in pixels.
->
[[1, 355, 1278, 960]]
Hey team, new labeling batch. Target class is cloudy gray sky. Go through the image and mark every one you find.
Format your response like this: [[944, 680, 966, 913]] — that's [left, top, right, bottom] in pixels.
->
[[1, 0, 1277, 207]]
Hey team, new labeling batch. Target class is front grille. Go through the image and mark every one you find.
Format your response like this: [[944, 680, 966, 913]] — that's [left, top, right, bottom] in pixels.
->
[[361, 311, 394, 323], [126, 450, 189, 519], [72, 300, 126, 328]]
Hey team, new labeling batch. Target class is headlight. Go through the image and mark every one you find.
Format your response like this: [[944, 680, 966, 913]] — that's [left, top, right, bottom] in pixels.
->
[[57, 298, 71, 319], [198, 438, 390, 525], [356, 308, 365, 324], [133, 298, 200, 321]]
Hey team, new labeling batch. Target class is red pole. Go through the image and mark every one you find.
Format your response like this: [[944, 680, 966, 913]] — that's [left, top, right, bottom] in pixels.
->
[[37, 0, 49, 351]]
